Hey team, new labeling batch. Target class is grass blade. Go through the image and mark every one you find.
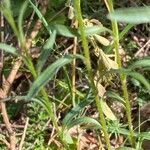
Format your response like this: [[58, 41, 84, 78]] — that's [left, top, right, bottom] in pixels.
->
[[37, 30, 56, 73], [18, 1, 28, 46], [67, 116, 101, 129], [49, 24, 77, 38], [0, 43, 18, 55], [27, 55, 83, 99], [129, 58, 150, 70], [28, 0, 50, 33], [63, 90, 94, 126], [104, 69, 150, 91]]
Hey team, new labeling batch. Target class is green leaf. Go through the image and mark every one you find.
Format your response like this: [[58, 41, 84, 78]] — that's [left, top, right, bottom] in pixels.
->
[[105, 91, 125, 104], [138, 132, 150, 140], [0, 43, 18, 55], [0, 0, 19, 37], [62, 132, 73, 144], [18, 1, 28, 45], [119, 24, 134, 40], [63, 91, 94, 126], [108, 6, 150, 24], [85, 26, 112, 36], [128, 72, 150, 91], [67, 116, 101, 129], [27, 55, 83, 99], [57, 80, 85, 98], [105, 69, 150, 91], [49, 24, 77, 38], [28, 0, 50, 33], [129, 58, 150, 70], [37, 30, 56, 73]]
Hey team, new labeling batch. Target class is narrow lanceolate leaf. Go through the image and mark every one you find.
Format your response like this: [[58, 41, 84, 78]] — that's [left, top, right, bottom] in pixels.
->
[[37, 30, 56, 73], [63, 91, 94, 126], [18, 1, 28, 45], [28, 0, 49, 32], [108, 6, 150, 24], [105, 91, 125, 104], [128, 72, 150, 91], [49, 24, 77, 37], [105, 69, 150, 91], [0, 43, 18, 55], [27, 55, 83, 99], [129, 59, 150, 70], [67, 117, 101, 129]]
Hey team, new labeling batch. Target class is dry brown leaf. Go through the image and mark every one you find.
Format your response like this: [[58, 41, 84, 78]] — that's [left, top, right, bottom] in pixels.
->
[[94, 34, 110, 46], [94, 74, 106, 97], [100, 100, 117, 121]]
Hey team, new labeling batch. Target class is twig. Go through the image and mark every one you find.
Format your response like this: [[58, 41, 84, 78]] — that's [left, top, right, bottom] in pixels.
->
[[135, 39, 150, 57], [72, 37, 77, 107], [0, 10, 4, 87], [19, 117, 29, 150], [1, 103, 16, 150], [0, 124, 25, 128]]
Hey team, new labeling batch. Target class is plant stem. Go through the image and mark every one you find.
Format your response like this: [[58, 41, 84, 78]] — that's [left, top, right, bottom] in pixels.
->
[[104, 0, 135, 147], [74, 1, 111, 149]]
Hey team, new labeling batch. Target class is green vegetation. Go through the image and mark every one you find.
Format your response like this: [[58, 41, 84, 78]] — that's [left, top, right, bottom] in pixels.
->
[[0, 0, 150, 149]]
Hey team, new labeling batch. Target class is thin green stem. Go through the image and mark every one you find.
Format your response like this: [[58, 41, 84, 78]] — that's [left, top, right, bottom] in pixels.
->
[[104, 0, 135, 147], [74, 0, 111, 149], [24, 54, 59, 131]]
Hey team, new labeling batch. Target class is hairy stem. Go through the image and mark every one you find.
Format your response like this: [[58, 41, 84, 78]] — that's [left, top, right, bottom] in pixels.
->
[[74, 0, 111, 149], [104, 0, 135, 147]]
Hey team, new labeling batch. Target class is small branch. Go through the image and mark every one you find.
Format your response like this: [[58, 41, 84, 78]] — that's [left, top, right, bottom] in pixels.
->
[[135, 39, 150, 57], [72, 37, 77, 107], [19, 117, 29, 150]]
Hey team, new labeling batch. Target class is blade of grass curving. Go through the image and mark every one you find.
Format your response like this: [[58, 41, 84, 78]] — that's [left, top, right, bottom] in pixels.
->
[[128, 72, 150, 91], [106, 24, 134, 53], [57, 79, 85, 98], [49, 24, 77, 38], [67, 116, 101, 129], [18, 1, 28, 47], [119, 24, 134, 40], [27, 55, 84, 99], [104, 69, 150, 91], [28, 0, 51, 33], [108, 6, 150, 24], [105, 91, 125, 104], [37, 30, 56, 73], [0, 0, 19, 38], [62, 90, 94, 126], [129, 58, 150, 70], [0, 43, 19, 55]]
